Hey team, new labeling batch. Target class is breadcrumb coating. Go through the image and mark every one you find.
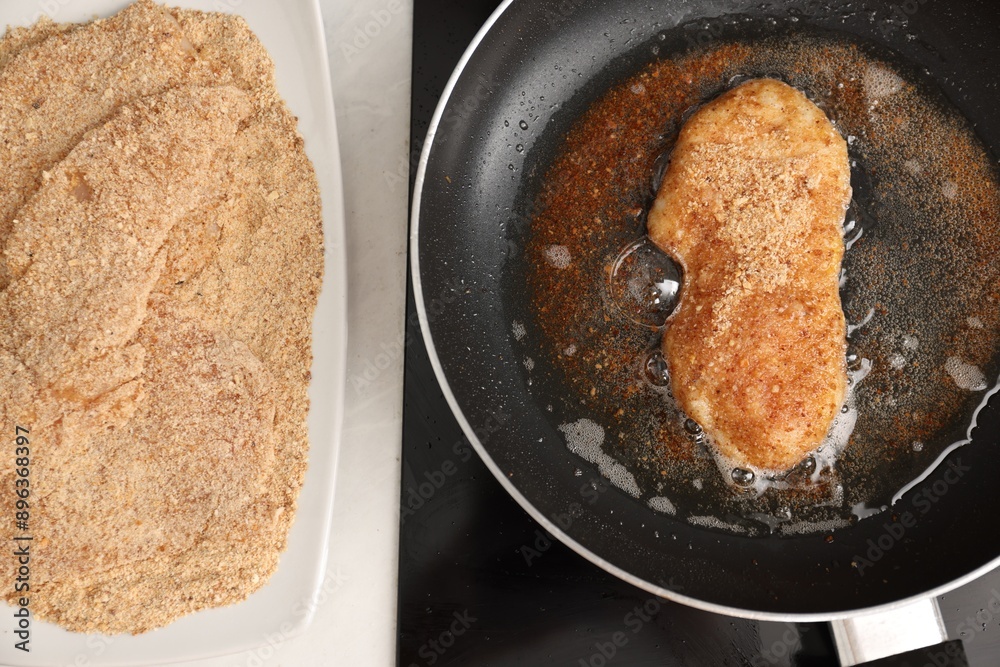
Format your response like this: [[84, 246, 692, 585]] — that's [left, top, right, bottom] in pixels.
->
[[0, 1, 322, 634]]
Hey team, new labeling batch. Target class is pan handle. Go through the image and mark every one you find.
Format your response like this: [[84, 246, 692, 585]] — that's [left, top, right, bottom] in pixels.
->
[[830, 597, 967, 666]]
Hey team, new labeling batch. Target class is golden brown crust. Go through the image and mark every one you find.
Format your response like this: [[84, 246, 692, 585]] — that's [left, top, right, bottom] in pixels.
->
[[648, 78, 850, 471]]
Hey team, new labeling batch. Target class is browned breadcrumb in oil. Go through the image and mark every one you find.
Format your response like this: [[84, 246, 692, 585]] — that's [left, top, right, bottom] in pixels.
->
[[0, 0, 323, 635], [526, 36, 1000, 534]]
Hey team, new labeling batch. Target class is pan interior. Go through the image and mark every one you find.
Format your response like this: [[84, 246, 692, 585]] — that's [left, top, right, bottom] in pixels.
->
[[416, 0, 1000, 615], [516, 30, 1000, 538]]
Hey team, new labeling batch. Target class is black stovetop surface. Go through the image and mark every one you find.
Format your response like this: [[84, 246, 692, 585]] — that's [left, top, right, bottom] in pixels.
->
[[396, 2, 1000, 665]]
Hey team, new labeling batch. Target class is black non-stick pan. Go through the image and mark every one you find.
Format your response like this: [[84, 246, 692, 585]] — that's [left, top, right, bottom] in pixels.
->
[[410, 0, 1000, 647]]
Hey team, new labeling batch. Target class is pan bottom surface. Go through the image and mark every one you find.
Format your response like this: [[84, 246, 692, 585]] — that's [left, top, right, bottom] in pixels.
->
[[517, 29, 1000, 538]]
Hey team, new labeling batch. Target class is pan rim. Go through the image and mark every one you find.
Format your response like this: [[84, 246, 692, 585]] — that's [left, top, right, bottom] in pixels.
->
[[408, 0, 1000, 622]]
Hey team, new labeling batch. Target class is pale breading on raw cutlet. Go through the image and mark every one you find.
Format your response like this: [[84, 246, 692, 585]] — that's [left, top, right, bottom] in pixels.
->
[[0, 86, 251, 397], [0, 17, 74, 71], [151, 99, 324, 512], [648, 78, 851, 472], [0, 86, 260, 633], [0, 0, 324, 635], [0, 0, 278, 290], [168, 5, 281, 111], [0, 0, 196, 289], [28, 296, 280, 635], [155, 7, 322, 501]]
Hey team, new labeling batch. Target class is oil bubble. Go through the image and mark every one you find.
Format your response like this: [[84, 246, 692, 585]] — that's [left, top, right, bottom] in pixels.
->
[[608, 238, 682, 328], [644, 351, 670, 386], [731, 468, 755, 486]]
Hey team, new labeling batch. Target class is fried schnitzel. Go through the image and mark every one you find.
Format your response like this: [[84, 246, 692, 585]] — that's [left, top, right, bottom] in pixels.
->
[[648, 78, 851, 472]]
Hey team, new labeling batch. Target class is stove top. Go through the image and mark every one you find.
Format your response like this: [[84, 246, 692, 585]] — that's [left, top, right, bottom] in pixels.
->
[[397, 2, 1000, 665]]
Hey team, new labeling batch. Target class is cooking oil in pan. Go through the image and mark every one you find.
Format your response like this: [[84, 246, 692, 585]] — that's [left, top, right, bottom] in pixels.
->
[[518, 33, 1000, 537]]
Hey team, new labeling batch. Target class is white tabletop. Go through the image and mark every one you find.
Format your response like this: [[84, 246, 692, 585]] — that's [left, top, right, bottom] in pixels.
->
[[188, 0, 413, 665]]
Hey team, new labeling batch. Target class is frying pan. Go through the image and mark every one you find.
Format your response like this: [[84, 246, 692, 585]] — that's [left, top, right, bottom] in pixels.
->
[[411, 0, 1000, 658]]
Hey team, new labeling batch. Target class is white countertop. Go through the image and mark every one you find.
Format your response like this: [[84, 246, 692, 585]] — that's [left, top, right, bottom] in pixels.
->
[[189, 0, 413, 665]]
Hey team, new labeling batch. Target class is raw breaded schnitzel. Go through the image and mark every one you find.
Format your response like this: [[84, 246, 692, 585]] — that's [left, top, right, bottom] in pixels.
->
[[0, 1, 324, 635], [648, 78, 851, 472], [0, 0, 279, 290]]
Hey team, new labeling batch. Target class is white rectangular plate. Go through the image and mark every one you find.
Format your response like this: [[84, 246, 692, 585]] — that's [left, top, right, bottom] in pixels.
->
[[0, 0, 348, 664]]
